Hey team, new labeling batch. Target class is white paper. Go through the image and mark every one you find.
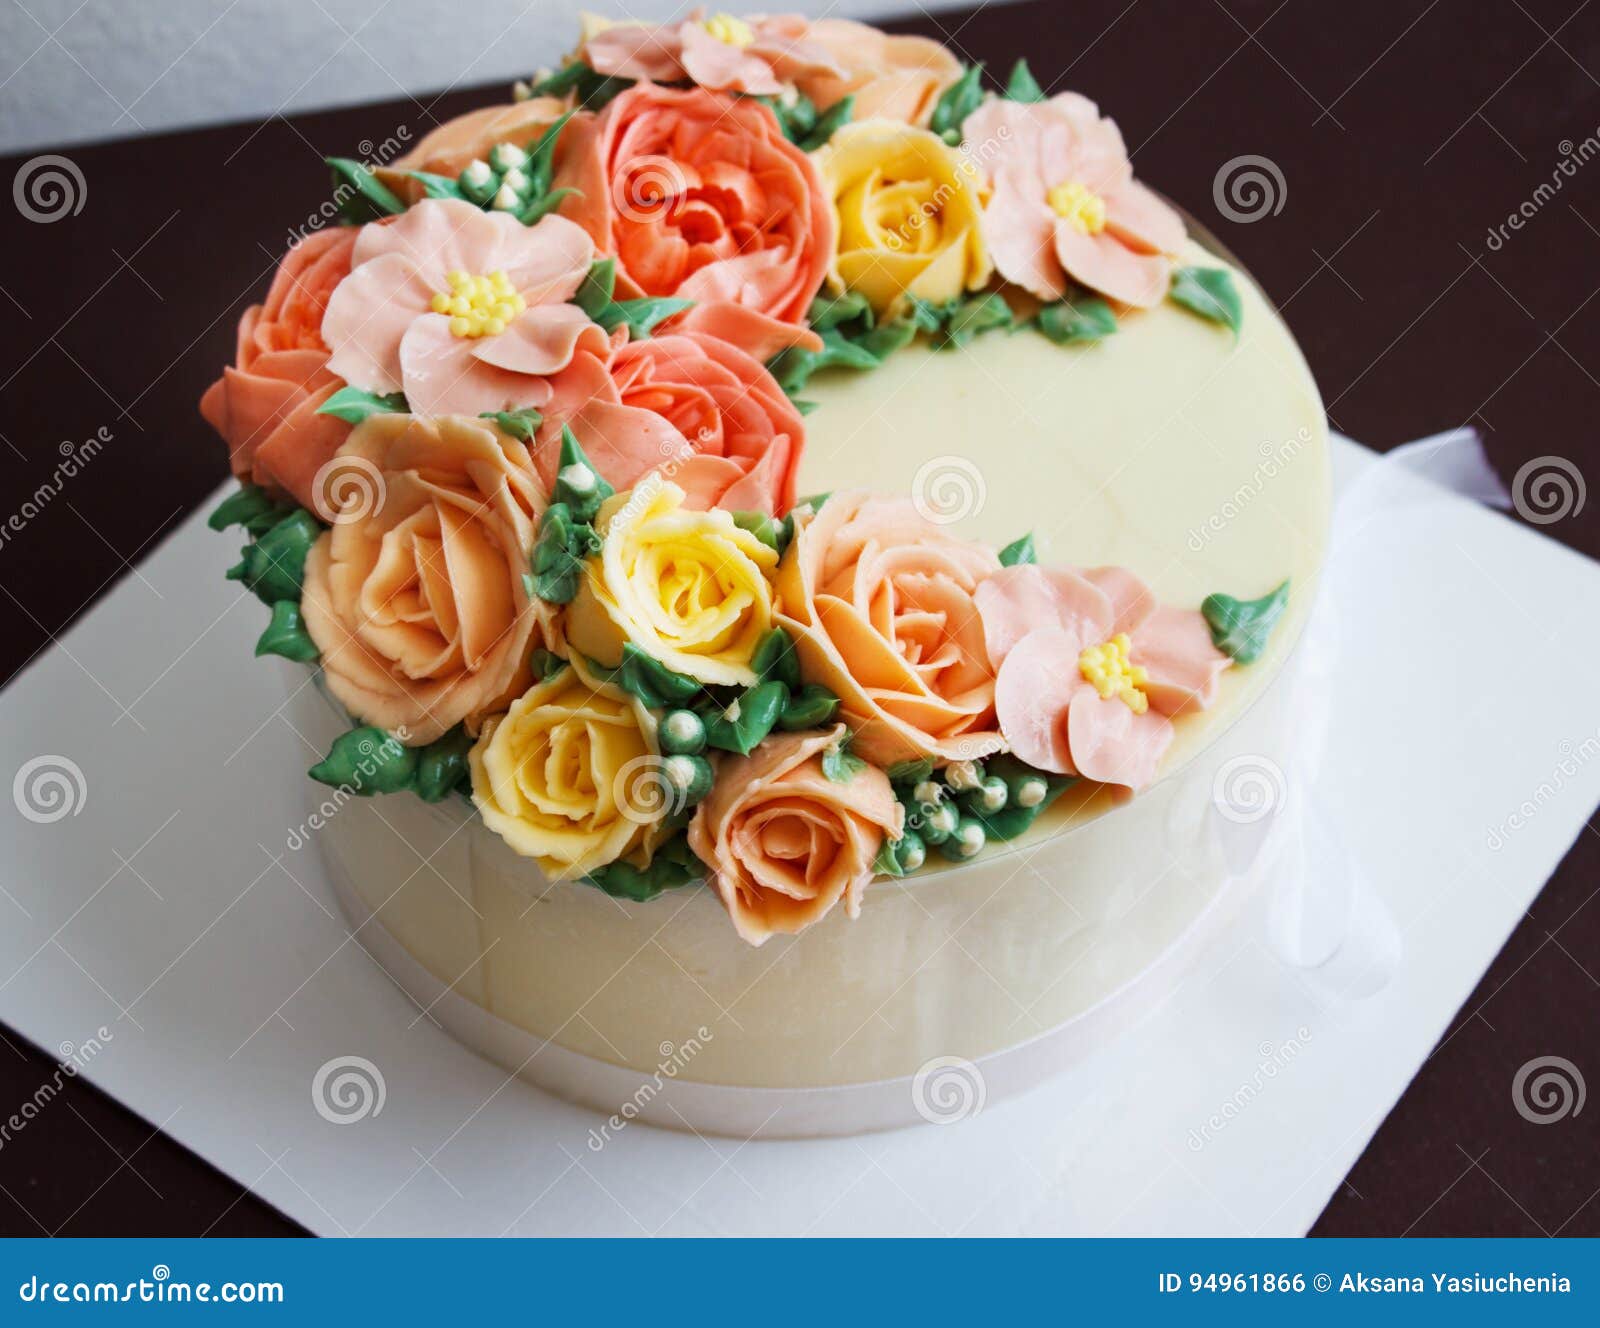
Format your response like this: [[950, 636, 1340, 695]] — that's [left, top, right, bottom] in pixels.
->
[[1, 436, 1597, 1237]]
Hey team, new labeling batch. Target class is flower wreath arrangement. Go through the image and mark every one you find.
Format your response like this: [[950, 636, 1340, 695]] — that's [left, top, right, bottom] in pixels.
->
[[204, 11, 1290, 946]]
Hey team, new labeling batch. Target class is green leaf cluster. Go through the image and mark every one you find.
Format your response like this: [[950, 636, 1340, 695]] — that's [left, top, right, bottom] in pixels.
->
[[528, 62, 632, 111], [307, 723, 474, 802], [585, 831, 705, 902], [316, 385, 408, 424], [528, 428, 613, 604], [1201, 579, 1289, 664], [1033, 290, 1117, 345], [214, 486, 323, 660], [1169, 266, 1243, 333], [753, 90, 856, 151], [930, 63, 984, 143], [573, 257, 694, 341]]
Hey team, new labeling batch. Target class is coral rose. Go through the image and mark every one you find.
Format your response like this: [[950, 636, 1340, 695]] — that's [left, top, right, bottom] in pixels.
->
[[976, 564, 1229, 791], [962, 92, 1186, 308], [469, 655, 665, 879], [200, 226, 356, 510], [775, 493, 1005, 766], [377, 97, 571, 204], [797, 19, 963, 126], [561, 328, 805, 515], [566, 475, 779, 687], [300, 413, 556, 746], [554, 85, 832, 347], [814, 119, 991, 317], [688, 725, 903, 945], [322, 198, 609, 418]]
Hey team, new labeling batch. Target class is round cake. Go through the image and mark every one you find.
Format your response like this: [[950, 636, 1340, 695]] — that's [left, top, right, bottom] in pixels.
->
[[204, 13, 1328, 1136]]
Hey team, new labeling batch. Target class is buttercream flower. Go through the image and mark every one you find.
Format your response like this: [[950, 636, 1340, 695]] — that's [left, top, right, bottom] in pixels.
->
[[554, 85, 832, 346], [561, 328, 805, 515], [796, 19, 963, 126], [975, 564, 1229, 791], [775, 493, 1004, 766], [566, 475, 779, 686], [962, 92, 1185, 308], [300, 413, 556, 746], [378, 97, 570, 204], [470, 655, 664, 879], [321, 198, 609, 418], [813, 119, 991, 317], [200, 227, 356, 509], [581, 10, 844, 96], [688, 725, 903, 945]]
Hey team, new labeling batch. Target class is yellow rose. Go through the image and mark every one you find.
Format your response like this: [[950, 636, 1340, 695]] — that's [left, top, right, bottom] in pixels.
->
[[564, 475, 779, 687], [468, 656, 665, 879], [814, 119, 992, 316]]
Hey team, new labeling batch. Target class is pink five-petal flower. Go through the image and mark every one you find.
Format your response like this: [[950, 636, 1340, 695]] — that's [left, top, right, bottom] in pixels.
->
[[321, 198, 609, 418], [584, 11, 845, 97], [963, 93, 1187, 308], [975, 564, 1229, 791]]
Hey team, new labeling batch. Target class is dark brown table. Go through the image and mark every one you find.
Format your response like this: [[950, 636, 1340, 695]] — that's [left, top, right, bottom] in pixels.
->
[[1, 0, 1596, 1236]]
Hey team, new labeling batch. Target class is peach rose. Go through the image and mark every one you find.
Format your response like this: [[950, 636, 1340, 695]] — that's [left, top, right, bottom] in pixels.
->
[[688, 725, 903, 945], [554, 85, 832, 345], [300, 413, 557, 746], [377, 97, 570, 204], [796, 19, 963, 126], [200, 227, 356, 510], [561, 328, 805, 515], [775, 493, 1005, 766]]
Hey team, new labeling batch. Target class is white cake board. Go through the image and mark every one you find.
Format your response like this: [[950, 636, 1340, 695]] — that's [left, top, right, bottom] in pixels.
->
[[1, 436, 1596, 1237]]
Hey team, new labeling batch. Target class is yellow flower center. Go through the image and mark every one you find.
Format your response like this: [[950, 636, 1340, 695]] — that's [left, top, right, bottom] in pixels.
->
[[1047, 180, 1108, 235], [1078, 633, 1149, 713], [429, 269, 527, 338], [702, 12, 754, 46]]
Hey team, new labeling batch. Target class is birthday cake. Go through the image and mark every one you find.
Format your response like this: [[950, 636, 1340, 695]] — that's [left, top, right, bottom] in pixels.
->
[[203, 12, 1328, 1134]]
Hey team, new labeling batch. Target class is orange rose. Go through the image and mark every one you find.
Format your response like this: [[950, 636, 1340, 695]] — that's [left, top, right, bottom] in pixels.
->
[[554, 85, 832, 341], [300, 413, 557, 746], [200, 227, 356, 510], [561, 328, 805, 515], [796, 19, 964, 127], [688, 725, 903, 945], [775, 493, 1005, 766], [376, 97, 570, 204]]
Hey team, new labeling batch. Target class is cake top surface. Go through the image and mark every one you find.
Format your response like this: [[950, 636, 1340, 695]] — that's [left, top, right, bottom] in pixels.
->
[[201, 11, 1328, 944]]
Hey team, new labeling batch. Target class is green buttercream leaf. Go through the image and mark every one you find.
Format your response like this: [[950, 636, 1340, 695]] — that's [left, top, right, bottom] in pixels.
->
[[530, 62, 630, 111], [1035, 292, 1117, 345], [794, 398, 820, 416], [821, 734, 868, 783], [209, 484, 290, 536], [886, 757, 935, 786], [318, 385, 409, 424], [575, 257, 618, 314], [584, 831, 705, 901], [479, 407, 543, 441], [254, 599, 319, 662], [414, 726, 474, 803], [853, 316, 919, 360], [778, 683, 838, 731], [750, 626, 802, 690], [597, 644, 702, 711], [573, 258, 691, 338], [732, 510, 786, 556], [798, 94, 854, 151], [226, 508, 320, 604], [524, 110, 576, 199], [404, 170, 466, 201], [326, 157, 406, 224], [553, 425, 615, 522], [930, 63, 984, 143], [308, 726, 417, 796], [703, 680, 787, 755], [938, 291, 1013, 348], [998, 532, 1036, 566], [517, 187, 578, 226], [795, 490, 831, 512], [529, 647, 568, 681], [1170, 266, 1243, 333], [529, 502, 598, 604], [1006, 59, 1046, 103], [806, 290, 872, 331], [1201, 579, 1289, 664], [767, 325, 882, 394], [755, 90, 817, 145]]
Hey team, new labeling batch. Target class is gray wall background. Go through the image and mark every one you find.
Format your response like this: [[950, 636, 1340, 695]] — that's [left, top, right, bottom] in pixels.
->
[[1, 0, 978, 154]]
